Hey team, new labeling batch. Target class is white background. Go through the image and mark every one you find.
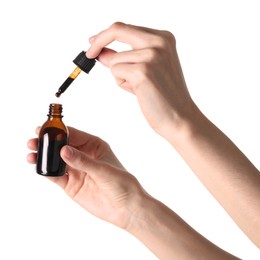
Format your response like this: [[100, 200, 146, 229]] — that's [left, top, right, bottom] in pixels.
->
[[0, 0, 259, 259]]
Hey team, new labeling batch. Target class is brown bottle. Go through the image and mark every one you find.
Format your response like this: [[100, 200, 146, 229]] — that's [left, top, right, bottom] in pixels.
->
[[36, 103, 68, 176]]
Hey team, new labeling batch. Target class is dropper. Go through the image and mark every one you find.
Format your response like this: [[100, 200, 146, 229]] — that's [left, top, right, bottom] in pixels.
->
[[55, 51, 96, 97]]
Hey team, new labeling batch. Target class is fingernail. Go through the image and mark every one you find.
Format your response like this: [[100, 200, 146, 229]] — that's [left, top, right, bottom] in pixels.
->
[[86, 49, 95, 59]]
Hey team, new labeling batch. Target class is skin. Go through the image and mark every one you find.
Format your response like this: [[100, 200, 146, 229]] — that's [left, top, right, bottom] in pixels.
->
[[27, 22, 260, 259], [27, 127, 238, 259]]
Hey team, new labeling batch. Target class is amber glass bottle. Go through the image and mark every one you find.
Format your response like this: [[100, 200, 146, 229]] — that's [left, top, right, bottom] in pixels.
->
[[36, 103, 68, 176]]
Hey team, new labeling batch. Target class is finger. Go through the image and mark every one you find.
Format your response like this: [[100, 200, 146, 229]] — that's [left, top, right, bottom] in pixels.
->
[[27, 152, 37, 164], [95, 47, 117, 67], [87, 22, 158, 58], [61, 145, 104, 177], [67, 126, 101, 148], [35, 126, 41, 135], [27, 138, 38, 151], [98, 47, 155, 68], [88, 24, 157, 45], [110, 63, 144, 94], [27, 151, 69, 190], [130, 24, 160, 34]]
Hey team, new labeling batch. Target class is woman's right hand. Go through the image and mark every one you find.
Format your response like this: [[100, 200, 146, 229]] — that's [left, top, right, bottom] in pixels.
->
[[87, 22, 195, 140]]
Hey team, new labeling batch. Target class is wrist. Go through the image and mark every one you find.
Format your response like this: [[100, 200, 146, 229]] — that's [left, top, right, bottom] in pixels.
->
[[124, 193, 207, 259], [124, 191, 239, 259], [124, 193, 157, 235], [160, 101, 203, 147], [125, 195, 185, 241]]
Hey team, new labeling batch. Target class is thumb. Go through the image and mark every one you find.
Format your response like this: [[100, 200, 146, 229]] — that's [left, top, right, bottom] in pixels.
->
[[61, 145, 102, 175], [96, 47, 117, 67]]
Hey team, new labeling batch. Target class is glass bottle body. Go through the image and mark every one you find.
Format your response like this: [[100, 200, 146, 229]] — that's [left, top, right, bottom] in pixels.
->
[[36, 104, 68, 177]]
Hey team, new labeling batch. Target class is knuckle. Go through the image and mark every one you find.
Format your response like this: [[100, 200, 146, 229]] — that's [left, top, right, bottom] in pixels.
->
[[109, 21, 125, 31], [143, 47, 160, 62], [130, 63, 151, 91], [151, 31, 176, 49], [162, 30, 176, 43]]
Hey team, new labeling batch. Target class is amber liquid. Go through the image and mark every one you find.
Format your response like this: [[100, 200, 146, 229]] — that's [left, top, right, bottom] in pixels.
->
[[37, 127, 68, 176]]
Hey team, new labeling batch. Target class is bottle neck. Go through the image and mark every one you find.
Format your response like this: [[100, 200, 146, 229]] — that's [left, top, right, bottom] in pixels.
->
[[48, 103, 63, 118]]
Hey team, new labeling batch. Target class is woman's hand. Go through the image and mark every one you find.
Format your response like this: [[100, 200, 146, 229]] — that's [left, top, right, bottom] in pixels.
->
[[87, 22, 260, 248], [87, 22, 195, 140], [27, 126, 238, 259], [27, 126, 147, 230]]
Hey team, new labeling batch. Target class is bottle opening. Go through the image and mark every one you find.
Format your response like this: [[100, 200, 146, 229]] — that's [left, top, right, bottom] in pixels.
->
[[48, 103, 63, 116]]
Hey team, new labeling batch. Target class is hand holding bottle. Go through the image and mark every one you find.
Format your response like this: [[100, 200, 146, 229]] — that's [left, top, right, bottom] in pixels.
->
[[27, 126, 237, 259], [27, 126, 147, 229]]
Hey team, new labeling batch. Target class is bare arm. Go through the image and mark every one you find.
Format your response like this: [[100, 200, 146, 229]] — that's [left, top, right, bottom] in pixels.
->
[[87, 22, 260, 247], [127, 194, 239, 259], [27, 126, 240, 259], [167, 104, 260, 247]]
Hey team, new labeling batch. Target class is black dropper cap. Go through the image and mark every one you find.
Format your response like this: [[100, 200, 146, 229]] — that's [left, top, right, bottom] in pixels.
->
[[73, 51, 96, 73], [55, 51, 96, 97]]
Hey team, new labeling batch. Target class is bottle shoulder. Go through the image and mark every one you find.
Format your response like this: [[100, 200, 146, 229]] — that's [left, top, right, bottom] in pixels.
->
[[40, 118, 68, 133]]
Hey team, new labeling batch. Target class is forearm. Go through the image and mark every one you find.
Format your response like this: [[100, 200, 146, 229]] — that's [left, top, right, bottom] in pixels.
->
[[167, 105, 260, 247], [126, 195, 239, 259]]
